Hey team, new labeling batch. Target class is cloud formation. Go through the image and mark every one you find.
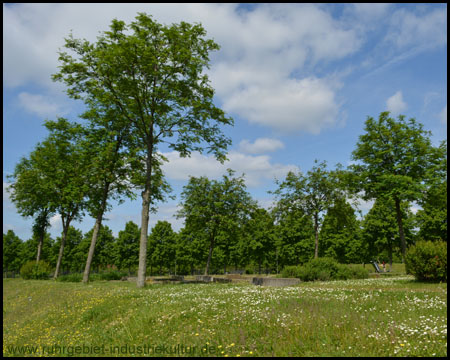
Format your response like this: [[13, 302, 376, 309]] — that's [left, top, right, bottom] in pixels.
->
[[386, 91, 407, 114], [160, 150, 298, 188], [239, 138, 285, 154]]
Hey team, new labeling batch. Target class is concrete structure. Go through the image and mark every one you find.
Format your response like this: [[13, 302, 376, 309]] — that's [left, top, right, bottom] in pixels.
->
[[252, 277, 300, 287]]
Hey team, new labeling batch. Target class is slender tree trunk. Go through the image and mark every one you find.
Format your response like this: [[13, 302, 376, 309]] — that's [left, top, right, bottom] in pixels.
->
[[36, 232, 44, 263], [137, 141, 153, 288], [205, 233, 215, 275], [83, 185, 109, 284], [394, 197, 407, 262], [83, 213, 103, 284], [54, 217, 70, 279], [314, 213, 319, 258]]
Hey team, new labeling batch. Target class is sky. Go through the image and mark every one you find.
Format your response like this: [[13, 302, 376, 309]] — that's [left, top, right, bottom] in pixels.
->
[[3, 3, 447, 241]]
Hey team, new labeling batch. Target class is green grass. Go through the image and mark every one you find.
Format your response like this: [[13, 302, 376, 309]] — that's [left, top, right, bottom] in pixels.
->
[[3, 276, 447, 357]]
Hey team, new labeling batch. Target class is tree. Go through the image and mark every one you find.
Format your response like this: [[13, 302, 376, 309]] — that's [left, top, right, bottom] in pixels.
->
[[350, 112, 435, 260], [148, 221, 177, 275], [114, 221, 140, 274], [3, 230, 23, 274], [415, 140, 447, 242], [361, 198, 415, 266], [53, 13, 233, 287], [77, 224, 116, 273], [38, 118, 90, 278], [7, 155, 53, 264], [56, 226, 84, 273], [178, 170, 255, 275], [273, 207, 315, 269], [319, 197, 362, 263], [79, 114, 141, 283], [272, 160, 339, 259], [244, 208, 276, 274]]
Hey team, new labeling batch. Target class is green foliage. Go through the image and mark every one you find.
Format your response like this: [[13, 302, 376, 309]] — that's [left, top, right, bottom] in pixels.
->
[[405, 240, 447, 282], [281, 265, 302, 278], [3, 230, 24, 272], [20, 260, 52, 280], [148, 221, 177, 275], [178, 169, 255, 274], [272, 160, 342, 259], [114, 221, 140, 272], [350, 112, 436, 259], [282, 258, 369, 281], [319, 197, 362, 263]]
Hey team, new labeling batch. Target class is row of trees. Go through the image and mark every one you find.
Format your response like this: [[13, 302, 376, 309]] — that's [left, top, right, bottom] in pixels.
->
[[4, 134, 446, 276], [5, 13, 447, 285]]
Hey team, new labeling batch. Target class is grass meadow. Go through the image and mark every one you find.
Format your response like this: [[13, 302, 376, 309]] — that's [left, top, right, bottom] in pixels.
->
[[3, 274, 447, 357]]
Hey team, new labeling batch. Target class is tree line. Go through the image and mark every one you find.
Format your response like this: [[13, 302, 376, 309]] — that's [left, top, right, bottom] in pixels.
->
[[4, 133, 446, 277], [4, 13, 447, 284]]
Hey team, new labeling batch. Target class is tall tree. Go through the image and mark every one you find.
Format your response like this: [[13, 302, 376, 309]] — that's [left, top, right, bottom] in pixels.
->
[[244, 208, 276, 274], [319, 197, 362, 263], [178, 170, 255, 275], [148, 221, 177, 275], [79, 113, 141, 283], [114, 221, 140, 274], [7, 155, 53, 264], [53, 13, 233, 287], [350, 112, 435, 260], [35, 118, 89, 278], [272, 160, 339, 259], [415, 140, 447, 242], [3, 230, 23, 274]]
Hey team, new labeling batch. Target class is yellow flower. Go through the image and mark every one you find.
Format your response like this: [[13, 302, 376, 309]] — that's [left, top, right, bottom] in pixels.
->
[[400, 344, 405, 347]]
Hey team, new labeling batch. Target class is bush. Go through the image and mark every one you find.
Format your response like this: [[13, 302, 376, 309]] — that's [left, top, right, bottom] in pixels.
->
[[282, 258, 369, 281], [20, 260, 52, 280], [281, 265, 302, 278], [405, 240, 447, 282], [99, 270, 127, 280]]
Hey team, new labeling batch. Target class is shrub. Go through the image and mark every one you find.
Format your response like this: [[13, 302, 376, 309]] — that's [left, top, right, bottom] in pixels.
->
[[20, 260, 52, 280], [99, 270, 127, 281], [282, 258, 369, 281], [405, 240, 447, 282], [281, 265, 302, 278]]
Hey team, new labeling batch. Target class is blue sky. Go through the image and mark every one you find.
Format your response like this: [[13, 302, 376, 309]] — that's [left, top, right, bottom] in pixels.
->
[[3, 3, 447, 240]]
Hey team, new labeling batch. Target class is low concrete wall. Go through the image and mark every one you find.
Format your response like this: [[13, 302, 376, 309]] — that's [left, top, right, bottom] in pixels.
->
[[252, 277, 300, 287]]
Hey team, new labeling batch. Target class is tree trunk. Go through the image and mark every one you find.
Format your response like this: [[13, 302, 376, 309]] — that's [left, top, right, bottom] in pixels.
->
[[83, 213, 103, 284], [83, 185, 109, 284], [205, 234, 215, 275], [36, 232, 44, 263], [314, 213, 319, 259], [54, 217, 70, 279], [137, 143, 153, 288], [394, 197, 407, 262]]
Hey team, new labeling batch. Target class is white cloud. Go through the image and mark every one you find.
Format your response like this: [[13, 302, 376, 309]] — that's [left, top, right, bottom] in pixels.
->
[[161, 150, 298, 188], [222, 77, 341, 134], [4, 3, 357, 135], [18, 92, 69, 118], [239, 138, 284, 154], [439, 104, 447, 124], [386, 91, 407, 114], [386, 7, 447, 51]]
